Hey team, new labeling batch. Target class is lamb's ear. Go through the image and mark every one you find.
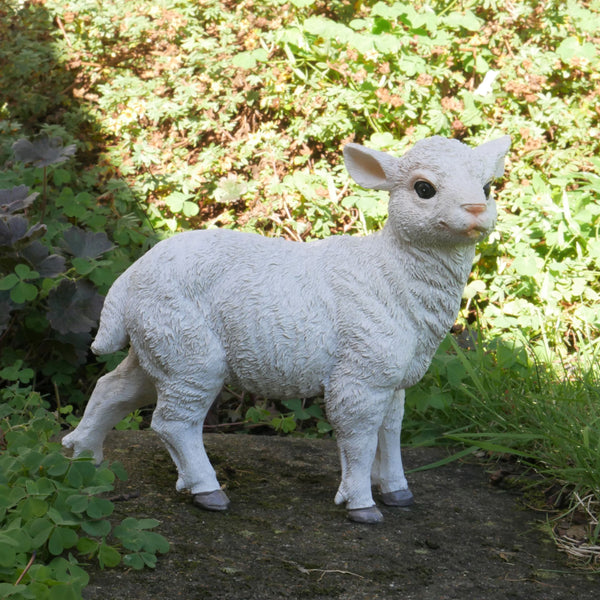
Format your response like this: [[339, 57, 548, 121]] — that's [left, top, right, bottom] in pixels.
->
[[476, 135, 511, 179], [343, 143, 400, 191]]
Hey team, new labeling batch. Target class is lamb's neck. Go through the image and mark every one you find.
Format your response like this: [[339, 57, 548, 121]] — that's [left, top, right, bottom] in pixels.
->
[[376, 227, 475, 337]]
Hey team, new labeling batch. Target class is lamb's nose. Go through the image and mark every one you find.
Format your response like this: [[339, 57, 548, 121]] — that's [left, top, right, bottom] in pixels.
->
[[463, 203, 487, 215]]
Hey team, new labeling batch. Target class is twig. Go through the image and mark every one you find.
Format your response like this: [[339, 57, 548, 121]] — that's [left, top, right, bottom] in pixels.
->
[[53, 380, 61, 414], [15, 552, 36, 586], [268, 214, 302, 242], [55, 16, 72, 48], [282, 559, 364, 581], [108, 491, 141, 502], [203, 420, 267, 431]]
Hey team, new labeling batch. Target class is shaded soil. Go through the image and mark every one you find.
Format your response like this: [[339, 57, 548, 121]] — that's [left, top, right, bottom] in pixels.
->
[[84, 431, 597, 599]]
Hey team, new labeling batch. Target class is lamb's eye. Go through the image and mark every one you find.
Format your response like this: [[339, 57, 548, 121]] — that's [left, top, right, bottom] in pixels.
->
[[483, 182, 492, 198], [414, 180, 436, 199]]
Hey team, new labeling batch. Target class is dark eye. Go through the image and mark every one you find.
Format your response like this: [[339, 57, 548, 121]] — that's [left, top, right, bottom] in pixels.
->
[[483, 182, 492, 198], [414, 180, 436, 199]]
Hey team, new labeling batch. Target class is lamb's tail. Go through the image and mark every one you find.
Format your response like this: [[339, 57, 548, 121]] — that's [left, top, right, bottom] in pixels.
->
[[91, 271, 131, 355]]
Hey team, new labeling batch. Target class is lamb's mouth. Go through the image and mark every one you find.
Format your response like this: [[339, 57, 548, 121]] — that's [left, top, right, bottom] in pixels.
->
[[439, 221, 489, 239], [467, 224, 489, 237]]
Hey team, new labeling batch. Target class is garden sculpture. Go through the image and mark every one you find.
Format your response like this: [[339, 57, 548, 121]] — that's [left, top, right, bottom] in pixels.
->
[[63, 135, 511, 523]]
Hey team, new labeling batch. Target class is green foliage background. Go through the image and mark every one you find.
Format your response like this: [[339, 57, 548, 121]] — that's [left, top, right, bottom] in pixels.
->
[[1, 0, 599, 587]]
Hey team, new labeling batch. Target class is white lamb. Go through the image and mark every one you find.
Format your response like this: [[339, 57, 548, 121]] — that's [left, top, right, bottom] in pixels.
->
[[63, 135, 511, 523]]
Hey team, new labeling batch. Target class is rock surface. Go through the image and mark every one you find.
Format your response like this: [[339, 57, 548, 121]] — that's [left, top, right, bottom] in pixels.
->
[[84, 431, 597, 599]]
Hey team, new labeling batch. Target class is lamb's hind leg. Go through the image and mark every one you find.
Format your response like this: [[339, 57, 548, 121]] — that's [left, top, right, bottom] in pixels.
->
[[62, 350, 156, 463], [151, 381, 229, 511], [371, 389, 414, 507]]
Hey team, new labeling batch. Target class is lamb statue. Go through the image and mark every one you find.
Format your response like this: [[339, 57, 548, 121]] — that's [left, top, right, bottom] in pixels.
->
[[63, 135, 511, 523]]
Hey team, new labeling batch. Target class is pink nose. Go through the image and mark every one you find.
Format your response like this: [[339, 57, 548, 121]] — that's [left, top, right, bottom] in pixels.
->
[[463, 203, 487, 215]]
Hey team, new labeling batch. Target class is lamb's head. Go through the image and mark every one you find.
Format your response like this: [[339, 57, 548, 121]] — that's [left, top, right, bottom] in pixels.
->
[[343, 135, 511, 247]]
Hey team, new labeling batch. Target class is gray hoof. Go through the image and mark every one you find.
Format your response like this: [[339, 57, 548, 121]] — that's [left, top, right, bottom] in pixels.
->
[[381, 488, 414, 507], [347, 506, 384, 524], [193, 489, 230, 511]]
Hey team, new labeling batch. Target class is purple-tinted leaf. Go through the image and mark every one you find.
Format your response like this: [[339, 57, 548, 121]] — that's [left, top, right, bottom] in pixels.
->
[[21, 241, 66, 277], [0, 215, 46, 249], [54, 330, 94, 364], [62, 227, 114, 258], [47, 279, 104, 335], [0, 186, 39, 215], [12, 136, 77, 168], [0, 215, 26, 247]]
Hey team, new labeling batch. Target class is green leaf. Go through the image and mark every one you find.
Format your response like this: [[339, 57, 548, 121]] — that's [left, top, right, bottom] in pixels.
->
[[132, 518, 160, 530], [66, 494, 89, 514], [0, 361, 34, 383], [41, 453, 70, 477], [0, 583, 28, 598], [317, 421, 333, 434], [246, 406, 270, 423], [49, 582, 81, 600], [0, 273, 19, 290], [81, 519, 111, 538], [443, 9, 482, 31], [556, 37, 597, 63], [140, 551, 158, 568], [98, 543, 121, 568], [231, 48, 269, 69], [164, 191, 190, 212], [0, 540, 17, 568], [48, 527, 78, 555], [53, 168, 71, 186], [122, 552, 144, 570], [406, 447, 476, 473], [512, 256, 539, 277], [182, 200, 200, 217], [107, 461, 127, 482], [371, 2, 408, 19], [28, 517, 54, 547], [47, 507, 80, 527], [66, 459, 99, 487], [86, 497, 114, 519], [10, 281, 38, 303], [72, 257, 95, 275], [77, 537, 99, 556]]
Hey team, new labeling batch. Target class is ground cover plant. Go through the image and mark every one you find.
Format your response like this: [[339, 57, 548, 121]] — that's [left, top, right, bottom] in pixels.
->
[[0, 0, 599, 588]]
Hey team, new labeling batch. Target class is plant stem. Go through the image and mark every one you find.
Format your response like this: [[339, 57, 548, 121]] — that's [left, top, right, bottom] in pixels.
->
[[40, 166, 48, 222]]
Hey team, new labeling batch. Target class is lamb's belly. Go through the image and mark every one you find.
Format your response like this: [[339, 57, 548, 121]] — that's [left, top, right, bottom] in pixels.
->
[[224, 345, 331, 399]]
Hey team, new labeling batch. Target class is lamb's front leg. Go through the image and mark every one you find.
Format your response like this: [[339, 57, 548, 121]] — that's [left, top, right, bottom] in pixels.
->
[[335, 430, 381, 522], [327, 383, 392, 523], [371, 389, 414, 507]]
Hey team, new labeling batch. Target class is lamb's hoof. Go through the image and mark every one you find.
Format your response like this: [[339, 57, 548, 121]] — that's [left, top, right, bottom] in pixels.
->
[[347, 506, 384, 524], [193, 489, 230, 512], [381, 488, 414, 507]]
